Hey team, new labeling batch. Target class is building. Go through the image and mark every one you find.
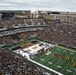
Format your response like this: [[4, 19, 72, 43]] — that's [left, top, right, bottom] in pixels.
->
[[38, 11, 76, 24], [30, 11, 38, 18], [24, 10, 31, 18], [38, 11, 47, 18]]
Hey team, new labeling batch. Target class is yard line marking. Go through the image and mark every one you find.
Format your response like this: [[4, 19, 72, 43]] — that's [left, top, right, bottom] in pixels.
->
[[51, 51, 65, 68], [43, 49, 62, 67], [28, 58, 64, 75], [66, 55, 76, 75], [72, 68, 76, 75], [34, 53, 45, 61], [34, 47, 57, 61], [44, 49, 62, 63], [61, 62, 70, 72], [55, 51, 70, 70], [60, 53, 74, 72], [56, 45, 76, 53], [51, 51, 66, 68], [38, 48, 61, 64]]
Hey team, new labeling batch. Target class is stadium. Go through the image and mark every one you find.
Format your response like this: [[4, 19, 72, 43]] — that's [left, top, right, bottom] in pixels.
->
[[0, 11, 76, 75]]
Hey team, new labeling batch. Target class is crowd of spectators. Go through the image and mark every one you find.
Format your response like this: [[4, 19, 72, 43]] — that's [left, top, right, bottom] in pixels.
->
[[0, 18, 45, 29], [0, 19, 24, 28], [0, 32, 39, 45], [0, 22, 76, 48], [0, 26, 44, 37], [0, 48, 50, 75], [35, 23, 76, 48]]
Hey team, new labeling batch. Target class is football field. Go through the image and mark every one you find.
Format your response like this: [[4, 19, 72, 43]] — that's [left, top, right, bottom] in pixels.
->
[[4, 38, 76, 75], [33, 45, 76, 75]]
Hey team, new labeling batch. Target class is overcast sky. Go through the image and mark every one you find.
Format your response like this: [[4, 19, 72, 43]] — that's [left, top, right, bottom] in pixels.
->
[[0, 0, 76, 12]]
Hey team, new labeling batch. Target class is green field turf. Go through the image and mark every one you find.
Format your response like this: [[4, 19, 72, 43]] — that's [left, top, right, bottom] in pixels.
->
[[33, 45, 76, 75]]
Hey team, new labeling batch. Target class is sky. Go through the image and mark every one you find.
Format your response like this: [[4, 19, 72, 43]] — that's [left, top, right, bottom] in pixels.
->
[[0, 0, 76, 12]]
